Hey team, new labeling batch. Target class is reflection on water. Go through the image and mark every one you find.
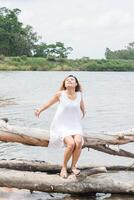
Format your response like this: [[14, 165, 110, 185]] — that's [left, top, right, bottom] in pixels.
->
[[0, 71, 134, 200]]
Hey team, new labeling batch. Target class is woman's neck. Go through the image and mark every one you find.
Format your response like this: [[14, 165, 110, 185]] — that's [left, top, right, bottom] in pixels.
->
[[66, 88, 76, 95]]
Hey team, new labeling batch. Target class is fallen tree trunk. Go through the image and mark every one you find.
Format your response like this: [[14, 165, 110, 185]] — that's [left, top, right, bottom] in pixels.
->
[[0, 98, 16, 107], [0, 159, 133, 194], [0, 159, 133, 173], [0, 117, 134, 195], [0, 168, 133, 194], [0, 119, 134, 158], [0, 159, 61, 173]]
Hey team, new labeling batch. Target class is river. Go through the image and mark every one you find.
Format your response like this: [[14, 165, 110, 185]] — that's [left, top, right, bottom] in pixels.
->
[[0, 71, 134, 200]]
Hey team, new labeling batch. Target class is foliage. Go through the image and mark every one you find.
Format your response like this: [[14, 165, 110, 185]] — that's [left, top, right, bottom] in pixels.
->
[[105, 42, 134, 59], [0, 54, 5, 61], [34, 42, 73, 58], [0, 7, 73, 58], [1, 56, 134, 71], [0, 7, 39, 56]]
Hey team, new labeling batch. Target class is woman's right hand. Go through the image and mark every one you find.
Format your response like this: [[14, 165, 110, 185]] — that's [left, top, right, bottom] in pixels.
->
[[34, 109, 41, 118]]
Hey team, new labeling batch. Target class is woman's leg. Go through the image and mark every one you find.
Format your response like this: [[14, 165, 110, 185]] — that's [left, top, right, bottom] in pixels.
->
[[60, 135, 75, 178], [71, 134, 83, 175]]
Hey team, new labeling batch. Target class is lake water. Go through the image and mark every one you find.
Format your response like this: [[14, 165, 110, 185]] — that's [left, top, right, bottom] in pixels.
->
[[0, 71, 134, 200]]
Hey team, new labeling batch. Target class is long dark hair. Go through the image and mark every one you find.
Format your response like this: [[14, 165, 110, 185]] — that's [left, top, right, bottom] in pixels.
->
[[59, 75, 82, 92]]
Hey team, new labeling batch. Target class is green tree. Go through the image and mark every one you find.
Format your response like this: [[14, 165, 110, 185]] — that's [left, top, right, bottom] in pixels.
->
[[105, 42, 134, 60], [34, 43, 48, 57], [0, 7, 39, 56], [34, 42, 73, 58], [0, 7, 73, 58], [105, 48, 112, 59]]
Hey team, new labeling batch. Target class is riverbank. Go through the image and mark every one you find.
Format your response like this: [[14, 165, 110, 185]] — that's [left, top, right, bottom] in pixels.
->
[[0, 56, 134, 71]]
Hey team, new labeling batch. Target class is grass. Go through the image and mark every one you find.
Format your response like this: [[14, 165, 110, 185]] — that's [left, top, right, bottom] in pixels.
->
[[0, 56, 134, 71]]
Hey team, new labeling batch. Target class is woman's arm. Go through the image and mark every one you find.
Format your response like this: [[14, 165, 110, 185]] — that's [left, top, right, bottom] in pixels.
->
[[35, 91, 61, 118], [80, 96, 86, 118]]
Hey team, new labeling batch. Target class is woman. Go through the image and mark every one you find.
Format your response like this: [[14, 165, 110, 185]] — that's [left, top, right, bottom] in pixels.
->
[[35, 75, 86, 178]]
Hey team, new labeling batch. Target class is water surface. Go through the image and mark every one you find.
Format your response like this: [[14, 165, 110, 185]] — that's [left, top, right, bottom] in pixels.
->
[[0, 71, 134, 200]]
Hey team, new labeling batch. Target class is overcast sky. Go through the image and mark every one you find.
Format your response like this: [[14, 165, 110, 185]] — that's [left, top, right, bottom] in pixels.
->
[[1, 0, 134, 58]]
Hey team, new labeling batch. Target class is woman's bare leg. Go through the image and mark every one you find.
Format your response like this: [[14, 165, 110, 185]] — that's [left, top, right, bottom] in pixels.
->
[[60, 136, 75, 178], [71, 135, 83, 175]]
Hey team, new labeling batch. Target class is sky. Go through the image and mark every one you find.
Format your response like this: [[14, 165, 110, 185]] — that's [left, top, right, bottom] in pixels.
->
[[1, 0, 134, 59]]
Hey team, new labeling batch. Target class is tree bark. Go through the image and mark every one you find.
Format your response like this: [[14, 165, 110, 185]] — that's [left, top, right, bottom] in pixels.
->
[[0, 119, 134, 158], [0, 168, 133, 194], [0, 159, 133, 173]]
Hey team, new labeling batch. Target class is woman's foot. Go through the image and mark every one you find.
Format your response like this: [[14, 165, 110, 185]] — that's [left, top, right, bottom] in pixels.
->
[[71, 167, 80, 176], [60, 168, 68, 178]]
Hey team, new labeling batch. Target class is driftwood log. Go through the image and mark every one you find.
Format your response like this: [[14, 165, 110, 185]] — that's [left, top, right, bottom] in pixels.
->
[[0, 168, 134, 194], [0, 98, 16, 107], [0, 159, 134, 173], [0, 119, 134, 158], [0, 119, 134, 194], [0, 159, 133, 194]]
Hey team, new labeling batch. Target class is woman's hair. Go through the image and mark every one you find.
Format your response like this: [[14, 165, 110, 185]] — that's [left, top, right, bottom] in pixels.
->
[[59, 75, 82, 92]]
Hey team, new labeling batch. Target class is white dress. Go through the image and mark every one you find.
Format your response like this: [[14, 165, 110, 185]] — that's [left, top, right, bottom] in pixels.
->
[[49, 90, 83, 148]]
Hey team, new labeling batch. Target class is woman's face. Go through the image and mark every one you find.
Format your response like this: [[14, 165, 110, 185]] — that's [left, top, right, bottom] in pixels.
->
[[64, 76, 77, 89]]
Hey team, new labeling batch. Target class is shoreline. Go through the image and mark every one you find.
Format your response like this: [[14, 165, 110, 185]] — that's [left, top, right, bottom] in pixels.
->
[[0, 56, 134, 71]]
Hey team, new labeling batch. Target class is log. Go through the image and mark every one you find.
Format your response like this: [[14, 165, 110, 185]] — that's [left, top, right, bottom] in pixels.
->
[[0, 159, 61, 173], [0, 119, 134, 158], [0, 159, 134, 194], [0, 98, 16, 107], [0, 118, 133, 195], [0, 119, 49, 146], [0, 159, 133, 173], [0, 168, 133, 194]]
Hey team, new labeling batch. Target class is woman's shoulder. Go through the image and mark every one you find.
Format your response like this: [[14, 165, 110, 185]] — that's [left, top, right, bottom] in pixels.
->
[[56, 90, 65, 95], [77, 91, 84, 100], [55, 90, 64, 100], [77, 91, 82, 95]]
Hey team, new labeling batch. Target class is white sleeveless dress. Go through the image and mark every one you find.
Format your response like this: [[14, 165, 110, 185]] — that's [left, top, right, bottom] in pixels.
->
[[49, 90, 83, 148]]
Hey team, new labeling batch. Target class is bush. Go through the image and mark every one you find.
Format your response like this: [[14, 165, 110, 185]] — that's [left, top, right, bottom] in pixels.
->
[[47, 55, 57, 61], [11, 57, 22, 62], [1, 56, 134, 71], [0, 54, 5, 61], [20, 55, 27, 61]]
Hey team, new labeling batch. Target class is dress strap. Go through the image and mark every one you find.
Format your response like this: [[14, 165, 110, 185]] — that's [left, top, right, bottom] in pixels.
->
[[59, 90, 65, 101], [77, 91, 82, 101]]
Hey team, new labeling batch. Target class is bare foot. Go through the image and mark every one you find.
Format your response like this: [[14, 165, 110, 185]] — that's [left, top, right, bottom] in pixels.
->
[[60, 168, 68, 178], [71, 167, 80, 176]]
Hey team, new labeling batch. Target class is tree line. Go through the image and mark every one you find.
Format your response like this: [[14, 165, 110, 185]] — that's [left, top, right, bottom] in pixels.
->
[[0, 7, 73, 58], [0, 7, 134, 60], [105, 42, 134, 60]]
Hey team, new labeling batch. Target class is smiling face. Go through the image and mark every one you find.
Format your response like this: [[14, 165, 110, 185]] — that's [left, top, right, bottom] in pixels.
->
[[64, 76, 77, 90]]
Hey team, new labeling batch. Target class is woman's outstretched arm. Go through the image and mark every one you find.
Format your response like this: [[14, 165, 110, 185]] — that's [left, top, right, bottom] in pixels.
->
[[80, 96, 86, 118], [35, 91, 61, 118]]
